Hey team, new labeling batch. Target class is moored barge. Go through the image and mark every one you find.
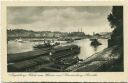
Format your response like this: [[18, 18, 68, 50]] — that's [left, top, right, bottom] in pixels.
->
[[8, 44, 80, 72]]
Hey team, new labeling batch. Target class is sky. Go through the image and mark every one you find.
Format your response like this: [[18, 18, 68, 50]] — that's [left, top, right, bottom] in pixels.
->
[[7, 6, 113, 34]]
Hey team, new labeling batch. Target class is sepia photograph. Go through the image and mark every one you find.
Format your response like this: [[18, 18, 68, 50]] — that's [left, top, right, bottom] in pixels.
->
[[7, 6, 123, 72]]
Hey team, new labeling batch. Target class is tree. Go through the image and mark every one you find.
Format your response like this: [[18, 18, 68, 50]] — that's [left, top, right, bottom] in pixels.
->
[[107, 6, 123, 47], [107, 6, 123, 71]]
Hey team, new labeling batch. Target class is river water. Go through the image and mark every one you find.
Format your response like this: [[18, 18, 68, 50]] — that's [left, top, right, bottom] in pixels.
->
[[7, 39, 108, 60]]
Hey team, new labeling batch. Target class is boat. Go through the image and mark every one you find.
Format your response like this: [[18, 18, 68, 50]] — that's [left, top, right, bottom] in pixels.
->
[[66, 39, 74, 43], [15, 38, 24, 43], [90, 39, 102, 46], [33, 42, 60, 49], [8, 44, 80, 72], [33, 43, 52, 49]]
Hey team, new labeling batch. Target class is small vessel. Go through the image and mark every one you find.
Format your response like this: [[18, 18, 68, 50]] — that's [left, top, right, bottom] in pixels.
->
[[90, 39, 102, 46], [66, 39, 74, 43], [15, 38, 24, 43]]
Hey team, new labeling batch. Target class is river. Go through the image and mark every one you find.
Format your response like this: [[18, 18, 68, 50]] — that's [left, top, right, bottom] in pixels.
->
[[7, 39, 108, 60]]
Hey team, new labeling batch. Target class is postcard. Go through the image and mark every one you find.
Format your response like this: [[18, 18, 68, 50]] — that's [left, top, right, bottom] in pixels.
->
[[1, 0, 128, 82]]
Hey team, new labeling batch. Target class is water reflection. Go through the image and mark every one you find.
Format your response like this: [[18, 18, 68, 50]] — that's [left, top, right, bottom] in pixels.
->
[[7, 39, 108, 60], [73, 39, 108, 60]]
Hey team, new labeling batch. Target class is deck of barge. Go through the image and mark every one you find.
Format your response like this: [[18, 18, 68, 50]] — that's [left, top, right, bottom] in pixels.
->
[[7, 44, 80, 72]]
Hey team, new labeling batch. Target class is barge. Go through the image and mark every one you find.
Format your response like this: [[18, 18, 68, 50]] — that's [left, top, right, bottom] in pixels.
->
[[8, 44, 80, 72]]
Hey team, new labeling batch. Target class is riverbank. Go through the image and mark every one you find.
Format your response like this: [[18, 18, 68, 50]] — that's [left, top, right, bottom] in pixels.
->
[[65, 45, 123, 72]]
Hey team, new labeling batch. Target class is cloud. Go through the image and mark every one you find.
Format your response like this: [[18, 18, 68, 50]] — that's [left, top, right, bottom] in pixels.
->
[[7, 6, 112, 34]]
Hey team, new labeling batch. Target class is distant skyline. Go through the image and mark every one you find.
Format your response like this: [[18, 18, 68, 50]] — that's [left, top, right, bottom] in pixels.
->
[[7, 6, 113, 34]]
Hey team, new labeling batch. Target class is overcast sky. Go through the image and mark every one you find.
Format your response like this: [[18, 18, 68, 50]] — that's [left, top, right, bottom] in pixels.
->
[[7, 6, 113, 34]]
